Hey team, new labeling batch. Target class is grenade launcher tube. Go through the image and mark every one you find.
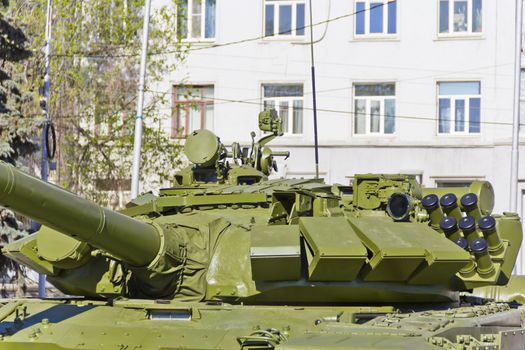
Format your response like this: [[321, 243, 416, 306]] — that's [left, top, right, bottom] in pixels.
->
[[0, 162, 160, 267]]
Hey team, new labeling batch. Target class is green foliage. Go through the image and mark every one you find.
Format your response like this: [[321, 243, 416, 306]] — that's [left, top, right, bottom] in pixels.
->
[[0, 0, 40, 297], [25, 0, 187, 206], [0, 1, 40, 166]]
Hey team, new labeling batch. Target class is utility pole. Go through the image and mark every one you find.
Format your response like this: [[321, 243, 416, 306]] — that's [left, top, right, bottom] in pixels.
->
[[511, 0, 523, 213], [131, 0, 152, 199], [511, 0, 523, 275], [35, 0, 53, 298]]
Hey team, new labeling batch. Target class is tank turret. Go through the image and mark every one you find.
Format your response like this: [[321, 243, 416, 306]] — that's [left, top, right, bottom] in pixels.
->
[[0, 112, 523, 304], [0, 112, 524, 350]]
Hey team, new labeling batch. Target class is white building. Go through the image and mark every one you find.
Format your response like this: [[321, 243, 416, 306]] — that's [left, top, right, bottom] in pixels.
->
[[152, 1, 525, 270]]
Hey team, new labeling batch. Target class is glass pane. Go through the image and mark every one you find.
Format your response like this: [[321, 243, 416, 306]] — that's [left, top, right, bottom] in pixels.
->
[[439, 82, 480, 95], [205, 0, 216, 38], [202, 86, 214, 99], [355, 83, 395, 96], [191, 0, 202, 38], [192, 0, 201, 15], [387, 1, 396, 34], [455, 99, 465, 132], [439, 0, 449, 33], [439, 98, 451, 133], [356, 2, 365, 34], [188, 105, 201, 133], [204, 103, 213, 130], [263, 100, 275, 111], [473, 0, 482, 32], [176, 105, 185, 134], [453, 1, 468, 32], [436, 181, 472, 188], [296, 3, 305, 35], [279, 5, 292, 35], [384, 99, 395, 134], [177, 0, 189, 38], [279, 101, 289, 133], [355, 99, 366, 134], [179, 86, 201, 100], [265, 4, 274, 36], [293, 100, 303, 134], [370, 100, 380, 133], [469, 97, 481, 133], [370, 2, 383, 33], [263, 84, 303, 98], [176, 87, 188, 100]]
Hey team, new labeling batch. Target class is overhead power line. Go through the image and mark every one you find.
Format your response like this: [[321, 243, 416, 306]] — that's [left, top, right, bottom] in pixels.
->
[[146, 88, 523, 128], [51, 1, 395, 59]]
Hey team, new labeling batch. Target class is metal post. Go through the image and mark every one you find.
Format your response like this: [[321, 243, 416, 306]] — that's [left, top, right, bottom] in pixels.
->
[[131, 0, 152, 199], [511, 0, 523, 213], [36, 0, 53, 298], [308, 0, 320, 179], [512, 0, 524, 275]]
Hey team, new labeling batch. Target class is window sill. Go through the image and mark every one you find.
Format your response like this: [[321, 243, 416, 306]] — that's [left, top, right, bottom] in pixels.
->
[[436, 133, 482, 137], [181, 39, 216, 44], [260, 36, 307, 44], [352, 133, 397, 137], [434, 34, 485, 41], [351, 35, 399, 42]]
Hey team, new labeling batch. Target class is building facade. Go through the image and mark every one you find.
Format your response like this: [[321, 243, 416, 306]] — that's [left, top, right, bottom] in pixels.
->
[[152, 1, 525, 271]]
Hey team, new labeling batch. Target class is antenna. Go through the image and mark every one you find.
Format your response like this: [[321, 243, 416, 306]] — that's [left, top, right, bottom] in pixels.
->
[[309, 0, 320, 179]]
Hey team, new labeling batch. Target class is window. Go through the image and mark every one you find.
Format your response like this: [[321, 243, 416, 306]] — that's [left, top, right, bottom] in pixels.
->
[[435, 180, 473, 188], [262, 84, 303, 134], [439, 0, 482, 35], [172, 85, 214, 137], [355, 0, 397, 37], [520, 69, 525, 134], [438, 82, 481, 134], [353, 83, 396, 135], [177, 0, 216, 40], [264, 0, 306, 38]]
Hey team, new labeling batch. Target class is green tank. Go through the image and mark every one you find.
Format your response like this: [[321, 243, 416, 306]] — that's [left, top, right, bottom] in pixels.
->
[[0, 110, 524, 349]]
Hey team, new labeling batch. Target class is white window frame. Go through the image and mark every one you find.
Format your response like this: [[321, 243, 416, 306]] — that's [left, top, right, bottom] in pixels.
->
[[437, 0, 483, 37], [353, 83, 396, 136], [179, 0, 216, 42], [353, 0, 397, 38], [261, 83, 304, 135], [263, 0, 306, 39], [431, 176, 484, 188], [437, 82, 481, 136]]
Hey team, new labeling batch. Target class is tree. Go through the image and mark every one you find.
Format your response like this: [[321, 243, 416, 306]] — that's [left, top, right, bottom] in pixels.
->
[[0, 0, 40, 297], [0, 0, 39, 166], [26, 0, 187, 207]]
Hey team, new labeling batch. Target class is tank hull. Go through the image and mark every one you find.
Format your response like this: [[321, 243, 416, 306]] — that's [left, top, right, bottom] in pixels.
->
[[0, 299, 523, 349]]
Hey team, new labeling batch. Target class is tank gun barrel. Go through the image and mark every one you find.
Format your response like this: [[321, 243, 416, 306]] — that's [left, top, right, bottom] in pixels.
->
[[0, 162, 160, 267]]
